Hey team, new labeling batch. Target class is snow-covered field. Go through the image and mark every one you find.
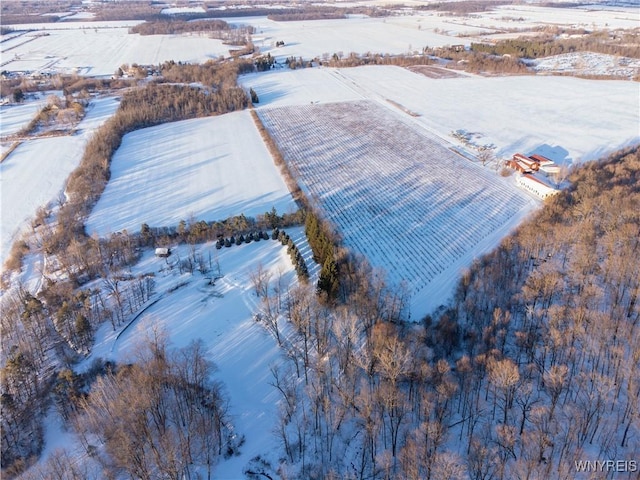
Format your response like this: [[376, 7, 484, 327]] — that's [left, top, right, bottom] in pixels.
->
[[241, 65, 638, 316], [0, 96, 118, 262], [161, 6, 206, 15], [0, 102, 42, 137], [85, 111, 297, 236], [259, 100, 537, 317], [246, 14, 461, 60], [3, 3, 639, 476], [1, 23, 230, 76], [3, 3, 637, 76], [227, 4, 639, 60], [485, 3, 639, 31], [242, 66, 640, 163], [0, 91, 64, 137]]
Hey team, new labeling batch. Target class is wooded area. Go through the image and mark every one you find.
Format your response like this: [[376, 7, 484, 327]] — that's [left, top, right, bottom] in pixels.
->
[[471, 30, 640, 60], [256, 147, 639, 479]]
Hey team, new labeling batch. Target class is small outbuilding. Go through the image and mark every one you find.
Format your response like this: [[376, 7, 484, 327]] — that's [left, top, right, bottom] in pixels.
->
[[155, 247, 171, 258]]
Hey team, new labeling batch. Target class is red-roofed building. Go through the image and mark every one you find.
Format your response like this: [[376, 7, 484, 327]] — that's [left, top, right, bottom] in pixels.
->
[[509, 153, 539, 172]]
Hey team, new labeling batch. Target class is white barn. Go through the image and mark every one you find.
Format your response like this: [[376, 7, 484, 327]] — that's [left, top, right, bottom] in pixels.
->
[[516, 174, 559, 199]]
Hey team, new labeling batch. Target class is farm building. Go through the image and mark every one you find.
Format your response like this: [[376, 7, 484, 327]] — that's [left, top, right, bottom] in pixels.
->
[[508, 152, 561, 176], [510, 153, 540, 172], [516, 174, 559, 199], [529, 153, 561, 175], [155, 247, 171, 257], [508, 156, 533, 173], [529, 153, 554, 166]]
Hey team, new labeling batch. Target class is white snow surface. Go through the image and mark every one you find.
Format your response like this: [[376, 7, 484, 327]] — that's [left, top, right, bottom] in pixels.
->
[[161, 6, 206, 15], [0, 102, 42, 137], [1, 24, 230, 77], [241, 66, 640, 163], [0, 96, 118, 262], [0, 91, 64, 137], [85, 111, 297, 236], [246, 14, 461, 60], [240, 65, 638, 317], [3, 4, 638, 77]]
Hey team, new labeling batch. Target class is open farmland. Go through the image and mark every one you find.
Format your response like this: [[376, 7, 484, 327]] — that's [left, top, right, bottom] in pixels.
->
[[0, 100, 44, 137], [85, 110, 297, 236], [243, 67, 640, 163], [259, 100, 536, 317], [0, 96, 119, 262], [333, 67, 640, 161], [228, 4, 638, 61], [1, 22, 230, 76]]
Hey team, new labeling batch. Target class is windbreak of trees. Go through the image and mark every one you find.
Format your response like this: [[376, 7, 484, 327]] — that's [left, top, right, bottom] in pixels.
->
[[1, 14, 59, 25], [130, 18, 231, 35], [140, 209, 305, 249], [417, 0, 511, 15], [129, 19, 255, 46], [322, 51, 434, 68], [59, 81, 247, 251], [305, 210, 341, 299], [471, 30, 640, 59], [17, 95, 86, 137], [158, 59, 254, 88], [268, 10, 347, 22], [91, 3, 162, 22]]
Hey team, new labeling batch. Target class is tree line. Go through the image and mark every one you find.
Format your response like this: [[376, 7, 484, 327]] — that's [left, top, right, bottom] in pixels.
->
[[268, 11, 347, 22], [305, 210, 341, 299], [471, 30, 640, 60], [322, 51, 435, 68], [139, 209, 304, 247], [416, 0, 511, 15], [129, 18, 255, 47], [130, 18, 232, 36], [158, 59, 254, 88]]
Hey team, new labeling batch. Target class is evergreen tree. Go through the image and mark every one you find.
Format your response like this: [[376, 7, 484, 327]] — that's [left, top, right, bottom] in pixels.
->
[[140, 223, 153, 246], [75, 313, 92, 346], [317, 256, 339, 299], [12, 88, 24, 103], [250, 88, 259, 104]]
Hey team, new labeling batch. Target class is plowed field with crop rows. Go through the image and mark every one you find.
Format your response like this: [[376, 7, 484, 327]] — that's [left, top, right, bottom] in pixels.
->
[[259, 100, 535, 316]]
